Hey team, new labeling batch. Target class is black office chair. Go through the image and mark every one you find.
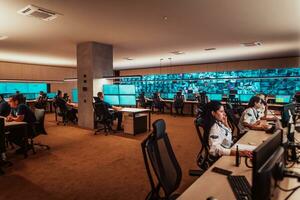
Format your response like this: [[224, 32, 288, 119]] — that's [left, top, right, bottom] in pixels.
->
[[29, 109, 50, 154], [173, 94, 184, 115], [141, 119, 182, 200], [54, 101, 68, 126], [139, 95, 152, 109], [189, 118, 218, 176], [35, 96, 48, 110], [225, 106, 243, 141], [94, 102, 113, 135]]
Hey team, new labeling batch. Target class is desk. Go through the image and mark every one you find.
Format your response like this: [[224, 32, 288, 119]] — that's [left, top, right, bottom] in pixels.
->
[[178, 130, 300, 200], [120, 108, 151, 135], [27, 99, 54, 112], [0, 117, 28, 158]]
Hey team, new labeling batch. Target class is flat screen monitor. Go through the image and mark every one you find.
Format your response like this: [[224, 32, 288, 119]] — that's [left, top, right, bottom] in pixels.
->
[[0, 83, 6, 94], [24, 93, 36, 100], [47, 93, 56, 99], [119, 95, 136, 106], [252, 130, 283, 200], [119, 85, 135, 95], [6, 83, 28, 93], [207, 94, 222, 101], [104, 95, 119, 105], [72, 88, 78, 103], [275, 95, 291, 103], [28, 83, 47, 93], [240, 94, 253, 102], [103, 85, 119, 95]]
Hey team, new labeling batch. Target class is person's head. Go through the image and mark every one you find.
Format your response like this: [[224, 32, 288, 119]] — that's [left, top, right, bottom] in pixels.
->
[[8, 95, 22, 108], [207, 101, 225, 122], [248, 96, 262, 109], [40, 91, 44, 95], [63, 93, 68, 98], [57, 90, 62, 97], [16, 91, 20, 94], [97, 92, 104, 100]]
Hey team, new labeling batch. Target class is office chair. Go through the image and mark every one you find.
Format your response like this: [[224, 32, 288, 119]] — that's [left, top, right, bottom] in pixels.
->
[[189, 118, 218, 176], [141, 119, 182, 200], [94, 102, 113, 135], [225, 106, 243, 140], [29, 109, 50, 154], [54, 101, 68, 126], [173, 94, 184, 115]]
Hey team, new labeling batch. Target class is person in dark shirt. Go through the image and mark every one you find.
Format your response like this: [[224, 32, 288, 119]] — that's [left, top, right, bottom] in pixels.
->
[[0, 94, 11, 117], [97, 92, 123, 131], [55, 90, 78, 123], [35, 91, 48, 109], [173, 91, 185, 115], [6, 95, 36, 153]]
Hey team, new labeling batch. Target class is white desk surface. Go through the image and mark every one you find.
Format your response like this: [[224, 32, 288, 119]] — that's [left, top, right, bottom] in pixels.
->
[[120, 108, 151, 113], [0, 116, 27, 127], [178, 130, 300, 200]]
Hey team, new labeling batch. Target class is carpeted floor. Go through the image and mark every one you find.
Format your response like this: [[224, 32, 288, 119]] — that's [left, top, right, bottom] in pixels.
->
[[0, 113, 200, 200]]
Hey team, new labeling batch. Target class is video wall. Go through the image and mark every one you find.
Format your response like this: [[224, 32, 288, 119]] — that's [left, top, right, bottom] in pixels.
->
[[120, 67, 300, 101], [0, 82, 49, 100], [103, 85, 136, 106]]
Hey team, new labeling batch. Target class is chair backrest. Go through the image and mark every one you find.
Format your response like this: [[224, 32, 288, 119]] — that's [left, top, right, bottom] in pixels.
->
[[174, 94, 184, 106], [225, 108, 242, 139], [34, 108, 46, 136], [94, 102, 111, 121], [141, 119, 182, 198]]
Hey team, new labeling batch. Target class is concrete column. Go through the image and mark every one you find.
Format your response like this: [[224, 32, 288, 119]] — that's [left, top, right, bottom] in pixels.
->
[[77, 42, 113, 129]]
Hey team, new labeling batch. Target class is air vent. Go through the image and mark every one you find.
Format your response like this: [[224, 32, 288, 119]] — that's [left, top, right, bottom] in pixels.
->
[[171, 51, 185, 55], [17, 5, 59, 21], [241, 42, 262, 47], [204, 48, 216, 51]]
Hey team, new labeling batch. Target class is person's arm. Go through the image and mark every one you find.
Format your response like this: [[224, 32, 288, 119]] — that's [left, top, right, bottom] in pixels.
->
[[112, 105, 122, 111], [208, 125, 231, 156], [242, 121, 269, 131], [10, 115, 24, 122]]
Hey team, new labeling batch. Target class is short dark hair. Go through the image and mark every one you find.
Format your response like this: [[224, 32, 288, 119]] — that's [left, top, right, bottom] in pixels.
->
[[248, 96, 261, 108], [0, 94, 3, 99], [57, 90, 62, 96], [97, 92, 103, 97]]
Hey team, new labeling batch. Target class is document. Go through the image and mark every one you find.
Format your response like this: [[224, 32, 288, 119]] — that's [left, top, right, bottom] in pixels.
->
[[232, 144, 257, 151]]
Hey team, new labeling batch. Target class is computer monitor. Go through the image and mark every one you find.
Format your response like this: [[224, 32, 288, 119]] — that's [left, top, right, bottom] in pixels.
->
[[103, 85, 119, 95], [47, 92, 56, 99], [275, 95, 291, 103], [72, 88, 78, 103], [240, 94, 253, 102], [207, 94, 222, 101], [24, 93, 36, 100], [281, 104, 295, 127], [104, 95, 119, 105], [119, 85, 136, 95], [252, 130, 283, 200], [119, 95, 136, 106]]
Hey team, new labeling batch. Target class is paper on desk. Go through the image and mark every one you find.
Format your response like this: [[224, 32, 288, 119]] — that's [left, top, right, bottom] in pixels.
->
[[232, 144, 257, 151]]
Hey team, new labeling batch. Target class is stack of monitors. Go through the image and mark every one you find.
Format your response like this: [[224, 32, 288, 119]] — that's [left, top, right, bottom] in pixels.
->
[[103, 85, 136, 106], [239, 94, 253, 102], [207, 94, 222, 101]]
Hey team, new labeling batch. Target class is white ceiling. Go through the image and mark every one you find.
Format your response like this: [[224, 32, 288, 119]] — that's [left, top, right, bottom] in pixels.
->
[[0, 0, 299, 69]]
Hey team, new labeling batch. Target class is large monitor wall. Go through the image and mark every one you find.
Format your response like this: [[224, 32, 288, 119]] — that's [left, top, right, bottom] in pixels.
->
[[120, 67, 300, 97]]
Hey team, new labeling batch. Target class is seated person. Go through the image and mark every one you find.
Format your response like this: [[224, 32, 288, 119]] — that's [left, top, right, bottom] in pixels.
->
[[0, 94, 11, 117], [294, 92, 300, 103], [173, 91, 185, 115], [138, 92, 152, 108], [238, 96, 271, 134], [256, 93, 278, 121], [6, 95, 36, 154], [35, 91, 48, 109], [63, 93, 69, 102], [203, 101, 252, 157], [153, 92, 168, 113], [55, 90, 78, 123], [96, 92, 123, 131]]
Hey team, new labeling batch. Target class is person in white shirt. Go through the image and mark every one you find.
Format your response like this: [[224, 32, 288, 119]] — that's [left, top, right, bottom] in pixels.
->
[[203, 101, 252, 157], [238, 96, 270, 134]]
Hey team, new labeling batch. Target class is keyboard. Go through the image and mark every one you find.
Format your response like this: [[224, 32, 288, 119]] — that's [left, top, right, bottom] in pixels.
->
[[227, 175, 252, 200]]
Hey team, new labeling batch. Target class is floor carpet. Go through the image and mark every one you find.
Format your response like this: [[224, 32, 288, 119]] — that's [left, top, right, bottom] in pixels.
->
[[0, 113, 200, 200]]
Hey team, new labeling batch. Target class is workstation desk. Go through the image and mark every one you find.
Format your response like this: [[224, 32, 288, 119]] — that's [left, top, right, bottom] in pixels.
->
[[137, 99, 285, 116], [178, 129, 300, 200]]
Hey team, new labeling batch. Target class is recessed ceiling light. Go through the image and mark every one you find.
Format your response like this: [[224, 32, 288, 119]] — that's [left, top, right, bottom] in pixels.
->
[[0, 35, 8, 40], [204, 48, 216, 51], [163, 16, 168, 21], [241, 42, 262, 47], [171, 51, 185, 55], [124, 57, 134, 61]]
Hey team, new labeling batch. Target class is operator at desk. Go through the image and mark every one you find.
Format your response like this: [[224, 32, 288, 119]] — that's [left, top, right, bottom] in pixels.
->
[[203, 101, 252, 157], [6, 94, 36, 154], [96, 92, 123, 131]]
